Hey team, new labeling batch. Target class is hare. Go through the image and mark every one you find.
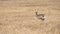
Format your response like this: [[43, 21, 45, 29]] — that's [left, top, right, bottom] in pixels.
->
[[35, 12, 45, 20]]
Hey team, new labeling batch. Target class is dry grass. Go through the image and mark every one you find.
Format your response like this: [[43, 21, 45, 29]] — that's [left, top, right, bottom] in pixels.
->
[[0, 0, 60, 34]]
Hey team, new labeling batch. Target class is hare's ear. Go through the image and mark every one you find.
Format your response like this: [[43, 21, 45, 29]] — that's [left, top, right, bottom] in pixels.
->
[[34, 9, 38, 12], [35, 12, 38, 15], [35, 12, 40, 16], [34, 9, 39, 16]]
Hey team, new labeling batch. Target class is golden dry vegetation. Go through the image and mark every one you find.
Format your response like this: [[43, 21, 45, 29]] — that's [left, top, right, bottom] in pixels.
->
[[0, 0, 60, 34]]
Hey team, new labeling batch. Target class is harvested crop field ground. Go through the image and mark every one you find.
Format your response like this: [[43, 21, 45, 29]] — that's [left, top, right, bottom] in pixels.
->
[[0, 0, 60, 34]]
